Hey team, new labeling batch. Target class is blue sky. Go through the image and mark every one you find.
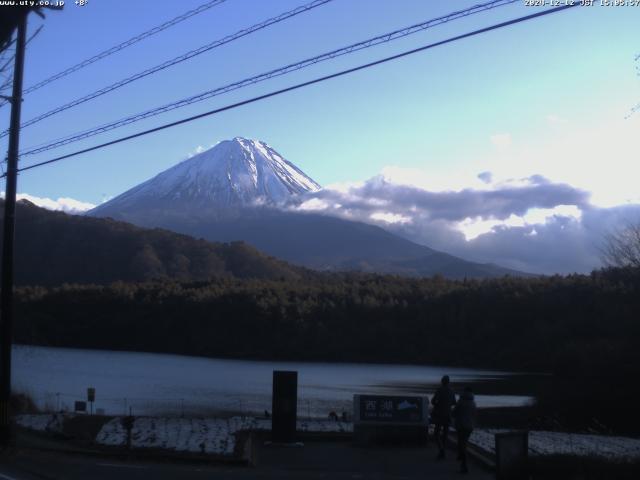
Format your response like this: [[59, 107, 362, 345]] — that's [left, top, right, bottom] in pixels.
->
[[2, 0, 639, 273]]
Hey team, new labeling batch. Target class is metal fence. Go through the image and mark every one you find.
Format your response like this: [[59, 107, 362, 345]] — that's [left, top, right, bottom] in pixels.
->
[[17, 390, 353, 420]]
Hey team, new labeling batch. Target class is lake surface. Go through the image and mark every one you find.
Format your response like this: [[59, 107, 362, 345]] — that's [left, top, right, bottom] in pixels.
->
[[13, 345, 533, 417]]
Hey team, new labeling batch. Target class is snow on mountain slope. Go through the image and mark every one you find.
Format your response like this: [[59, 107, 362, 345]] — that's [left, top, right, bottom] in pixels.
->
[[91, 137, 320, 213]]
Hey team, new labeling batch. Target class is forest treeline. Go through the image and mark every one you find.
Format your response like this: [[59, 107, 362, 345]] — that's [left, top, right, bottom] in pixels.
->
[[15, 267, 640, 372], [15, 267, 640, 432]]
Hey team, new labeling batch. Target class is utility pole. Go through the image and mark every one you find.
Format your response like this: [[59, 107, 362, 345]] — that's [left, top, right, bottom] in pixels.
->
[[0, 13, 27, 448]]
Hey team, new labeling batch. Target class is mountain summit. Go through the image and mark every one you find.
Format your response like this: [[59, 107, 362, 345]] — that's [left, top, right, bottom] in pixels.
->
[[89, 138, 529, 279], [91, 137, 320, 216]]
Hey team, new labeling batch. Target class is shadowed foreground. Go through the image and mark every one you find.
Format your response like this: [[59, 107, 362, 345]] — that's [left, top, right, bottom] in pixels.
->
[[1, 439, 493, 480]]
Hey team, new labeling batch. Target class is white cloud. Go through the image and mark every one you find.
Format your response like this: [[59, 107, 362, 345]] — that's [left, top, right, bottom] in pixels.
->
[[2, 192, 95, 214], [522, 205, 582, 224], [456, 205, 582, 241], [370, 212, 411, 225], [297, 198, 329, 211], [186, 145, 205, 158], [457, 215, 525, 241]]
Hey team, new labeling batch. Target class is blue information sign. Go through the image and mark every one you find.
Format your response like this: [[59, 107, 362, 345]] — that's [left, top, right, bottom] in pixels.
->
[[356, 395, 426, 423]]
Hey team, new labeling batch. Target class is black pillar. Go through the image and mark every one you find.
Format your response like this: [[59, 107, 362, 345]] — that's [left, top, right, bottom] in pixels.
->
[[272, 370, 297, 443]]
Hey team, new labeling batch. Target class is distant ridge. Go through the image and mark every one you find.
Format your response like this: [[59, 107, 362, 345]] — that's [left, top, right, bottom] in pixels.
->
[[1, 199, 307, 286]]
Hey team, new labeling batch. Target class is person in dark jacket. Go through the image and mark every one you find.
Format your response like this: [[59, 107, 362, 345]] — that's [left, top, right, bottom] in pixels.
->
[[431, 375, 456, 459], [453, 386, 477, 474]]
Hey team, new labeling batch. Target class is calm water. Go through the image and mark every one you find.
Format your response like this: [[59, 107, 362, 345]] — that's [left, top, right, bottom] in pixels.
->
[[13, 345, 532, 417]]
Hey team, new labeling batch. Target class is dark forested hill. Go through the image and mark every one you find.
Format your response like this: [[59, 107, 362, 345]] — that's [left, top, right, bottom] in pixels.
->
[[0, 200, 309, 285]]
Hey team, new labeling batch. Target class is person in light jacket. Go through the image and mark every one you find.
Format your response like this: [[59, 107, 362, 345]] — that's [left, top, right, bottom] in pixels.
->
[[453, 386, 477, 474]]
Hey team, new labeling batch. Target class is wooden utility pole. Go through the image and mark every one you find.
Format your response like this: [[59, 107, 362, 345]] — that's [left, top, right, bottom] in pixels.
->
[[0, 12, 27, 448]]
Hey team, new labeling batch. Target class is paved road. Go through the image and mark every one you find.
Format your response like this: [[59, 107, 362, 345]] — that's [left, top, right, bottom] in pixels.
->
[[1, 440, 494, 480]]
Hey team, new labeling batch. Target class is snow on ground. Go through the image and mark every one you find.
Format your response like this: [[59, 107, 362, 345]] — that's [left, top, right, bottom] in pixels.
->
[[470, 429, 640, 461], [95, 416, 353, 456], [15, 414, 65, 433], [95, 417, 127, 447], [297, 419, 353, 433], [22, 413, 639, 461]]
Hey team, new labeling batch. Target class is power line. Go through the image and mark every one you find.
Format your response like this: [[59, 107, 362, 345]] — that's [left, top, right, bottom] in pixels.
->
[[25, 24, 43, 47], [0, 26, 41, 93], [9, 3, 579, 178], [2, 0, 335, 138], [0, 36, 16, 52], [2, 0, 228, 106], [0, 46, 16, 75], [20, 0, 519, 156]]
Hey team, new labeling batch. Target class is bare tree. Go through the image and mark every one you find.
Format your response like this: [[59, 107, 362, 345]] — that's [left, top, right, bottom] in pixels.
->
[[601, 221, 640, 268]]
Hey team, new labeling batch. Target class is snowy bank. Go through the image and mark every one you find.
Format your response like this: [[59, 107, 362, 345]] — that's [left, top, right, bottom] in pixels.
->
[[95, 416, 353, 456], [470, 429, 640, 462], [19, 414, 639, 462], [15, 413, 65, 434]]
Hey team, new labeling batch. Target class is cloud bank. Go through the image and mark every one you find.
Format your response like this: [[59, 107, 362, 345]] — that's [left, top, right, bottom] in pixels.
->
[[9, 171, 639, 275], [290, 172, 640, 275]]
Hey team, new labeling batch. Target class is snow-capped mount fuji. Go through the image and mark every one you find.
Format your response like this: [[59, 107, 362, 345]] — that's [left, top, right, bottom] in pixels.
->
[[90, 137, 320, 215], [89, 137, 529, 279]]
